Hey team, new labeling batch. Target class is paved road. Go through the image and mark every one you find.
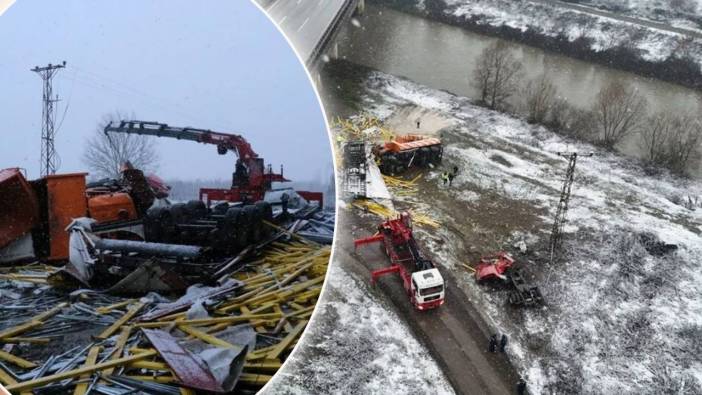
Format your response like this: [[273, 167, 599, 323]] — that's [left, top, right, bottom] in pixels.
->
[[339, 215, 519, 395], [258, 0, 351, 64], [538, 0, 702, 39]]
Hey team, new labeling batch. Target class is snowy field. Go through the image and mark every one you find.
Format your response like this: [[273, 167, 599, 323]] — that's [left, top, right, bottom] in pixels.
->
[[422, 0, 702, 66], [570, 0, 702, 32], [350, 68, 702, 394], [260, 260, 455, 394]]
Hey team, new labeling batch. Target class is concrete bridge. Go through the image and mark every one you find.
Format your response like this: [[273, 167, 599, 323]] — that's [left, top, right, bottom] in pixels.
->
[[256, 0, 363, 75]]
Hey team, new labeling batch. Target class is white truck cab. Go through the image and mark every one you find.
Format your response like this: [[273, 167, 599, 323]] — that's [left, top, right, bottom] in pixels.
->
[[411, 268, 445, 310]]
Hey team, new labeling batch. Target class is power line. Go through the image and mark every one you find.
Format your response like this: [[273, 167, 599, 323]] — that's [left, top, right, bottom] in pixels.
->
[[31, 61, 66, 177], [548, 151, 593, 264]]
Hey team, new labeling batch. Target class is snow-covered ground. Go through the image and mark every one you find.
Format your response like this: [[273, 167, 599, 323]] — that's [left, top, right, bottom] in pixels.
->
[[573, 0, 702, 32], [348, 68, 702, 393], [428, 0, 702, 66], [261, 260, 455, 394]]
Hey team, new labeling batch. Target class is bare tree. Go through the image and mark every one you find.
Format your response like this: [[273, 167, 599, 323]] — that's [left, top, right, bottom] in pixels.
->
[[547, 97, 572, 131], [639, 113, 702, 175], [523, 73, 557, 124], [666, 115, 702, 175], [639, 113, 676, 166], [592, 80, 647, 149], [473, 41, 523, 110], [82, 112, 159, 179]]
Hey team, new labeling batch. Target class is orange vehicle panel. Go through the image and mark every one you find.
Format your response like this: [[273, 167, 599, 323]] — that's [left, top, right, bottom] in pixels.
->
[[384, 135, 441, 153], [88, 192, 138, 223], [45, 173, 88, 261], [0, 168, 39, 248]]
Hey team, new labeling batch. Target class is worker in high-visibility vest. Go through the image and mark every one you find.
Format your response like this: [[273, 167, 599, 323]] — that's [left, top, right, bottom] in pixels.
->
[[441, 172, 450, 186]]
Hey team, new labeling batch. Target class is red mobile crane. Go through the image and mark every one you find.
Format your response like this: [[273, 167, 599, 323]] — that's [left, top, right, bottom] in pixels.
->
[[104, 121, 323, 206], [354, 212, 445, 310]]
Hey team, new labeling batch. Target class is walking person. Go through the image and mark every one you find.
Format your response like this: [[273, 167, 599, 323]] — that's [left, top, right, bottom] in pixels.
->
[[488, 334, 497, 353], [416, 118, 421, 129], [500, 334, 508, 352], [448, 171, 456, 187]]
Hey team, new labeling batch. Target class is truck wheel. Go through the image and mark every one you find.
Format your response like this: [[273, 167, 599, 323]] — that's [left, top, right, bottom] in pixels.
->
[[225, 207, 242, 252], [186, 200, 207, 219], [159, 210, 176, 243], [144, 207, 165, 241], [239, 205, 256, 247], [255, 201, 273, 223], [213, 202, 229, 215]]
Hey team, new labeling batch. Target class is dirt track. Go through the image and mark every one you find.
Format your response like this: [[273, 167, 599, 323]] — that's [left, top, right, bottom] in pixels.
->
[[336, 209, 520, 395]]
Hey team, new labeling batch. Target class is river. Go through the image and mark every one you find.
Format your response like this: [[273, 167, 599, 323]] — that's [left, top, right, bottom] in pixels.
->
[[333, 3, 701, 173]]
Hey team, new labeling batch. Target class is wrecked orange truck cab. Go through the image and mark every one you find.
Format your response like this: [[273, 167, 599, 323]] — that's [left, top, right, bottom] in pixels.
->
[[0, 168, 40, 249]]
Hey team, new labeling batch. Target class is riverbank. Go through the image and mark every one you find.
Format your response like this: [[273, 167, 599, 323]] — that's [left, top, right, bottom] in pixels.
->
[[375, 0, 702, 91], [322, 58, 702, 393]]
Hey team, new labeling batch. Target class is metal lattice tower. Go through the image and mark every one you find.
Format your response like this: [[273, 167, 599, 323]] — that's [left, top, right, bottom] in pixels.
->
[[31, 61, 66, 176], [548, 152, 592, 264]]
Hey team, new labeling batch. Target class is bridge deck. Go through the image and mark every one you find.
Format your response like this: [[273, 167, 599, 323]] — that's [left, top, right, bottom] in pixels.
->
[[258, 0, 355, 66]]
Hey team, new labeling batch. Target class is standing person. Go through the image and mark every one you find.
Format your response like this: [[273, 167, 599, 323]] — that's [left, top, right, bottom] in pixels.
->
[[488, 334, 497, 353], [453, 165, 458, 175], [441, 171, 449, 186], [416, 118, 421, 129], [516, 378, 527, 395], [500, 334, 508, 352], [448, 171, 456, 187]]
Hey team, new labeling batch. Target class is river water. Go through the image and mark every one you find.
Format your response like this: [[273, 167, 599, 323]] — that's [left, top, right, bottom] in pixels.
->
[[334, 4, 701, 173]]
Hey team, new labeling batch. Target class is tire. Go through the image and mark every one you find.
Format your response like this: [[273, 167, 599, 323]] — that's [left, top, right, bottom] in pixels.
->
[[223, 207, 242, 253], [159, 210, 176, 243], [213, 202, 229, 215], [185, 200, 207, 219], [144, 207, 165, 242], [255, 201, 273, 222], [234, 205, 254, 248]]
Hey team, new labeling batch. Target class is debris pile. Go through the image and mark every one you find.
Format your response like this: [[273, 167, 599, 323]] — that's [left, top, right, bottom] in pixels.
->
[[0, 116, 335, 393], [0, 241, 329, 394]]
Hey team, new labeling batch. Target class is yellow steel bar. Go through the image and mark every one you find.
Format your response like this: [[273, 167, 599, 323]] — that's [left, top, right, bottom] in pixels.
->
[[203, 322, 230, 334], [96, 302, 144, 340], [241, 306, 266, 333], [136, 313, 283, 328], [0, 303, 67, 340], [179, 387, 196, 395], [102, 326, 131, 377], [239, 373, 273, 386], [128, 360, 169, 370], [266, 321, 307, 360], [243, 361, 282, 372], [128, 347, 154, 355], [226, 276, 324, 311], [0, 350, 36, 369], [263, 221, 319, 246], [177, 325, 233, 348], [0, 363, 17, 385], [6, 350, 157, 392], [95, 299, 135, 315], [73, 345, 101, 395]]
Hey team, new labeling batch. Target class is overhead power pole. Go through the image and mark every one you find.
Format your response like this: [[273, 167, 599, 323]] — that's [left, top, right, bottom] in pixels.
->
[[548, 151, 593, 264], [31, 61, 66, 177]]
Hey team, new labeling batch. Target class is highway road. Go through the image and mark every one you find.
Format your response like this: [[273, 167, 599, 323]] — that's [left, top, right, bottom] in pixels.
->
[[259, 0, 352, 64]]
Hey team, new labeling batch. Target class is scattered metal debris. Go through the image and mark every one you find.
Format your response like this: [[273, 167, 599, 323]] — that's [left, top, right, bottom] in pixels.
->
[[0, 240, 330, 393]]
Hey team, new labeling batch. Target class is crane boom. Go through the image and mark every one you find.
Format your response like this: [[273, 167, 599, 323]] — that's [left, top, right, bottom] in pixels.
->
[[103, 120, 257, 159]]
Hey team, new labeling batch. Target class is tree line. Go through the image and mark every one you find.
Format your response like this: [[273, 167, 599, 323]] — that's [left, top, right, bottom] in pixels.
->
[[473, 41, 702, 176]]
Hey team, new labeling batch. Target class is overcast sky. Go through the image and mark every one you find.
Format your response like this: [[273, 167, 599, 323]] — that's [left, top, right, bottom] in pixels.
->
[[0, 1, 331, 182]]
